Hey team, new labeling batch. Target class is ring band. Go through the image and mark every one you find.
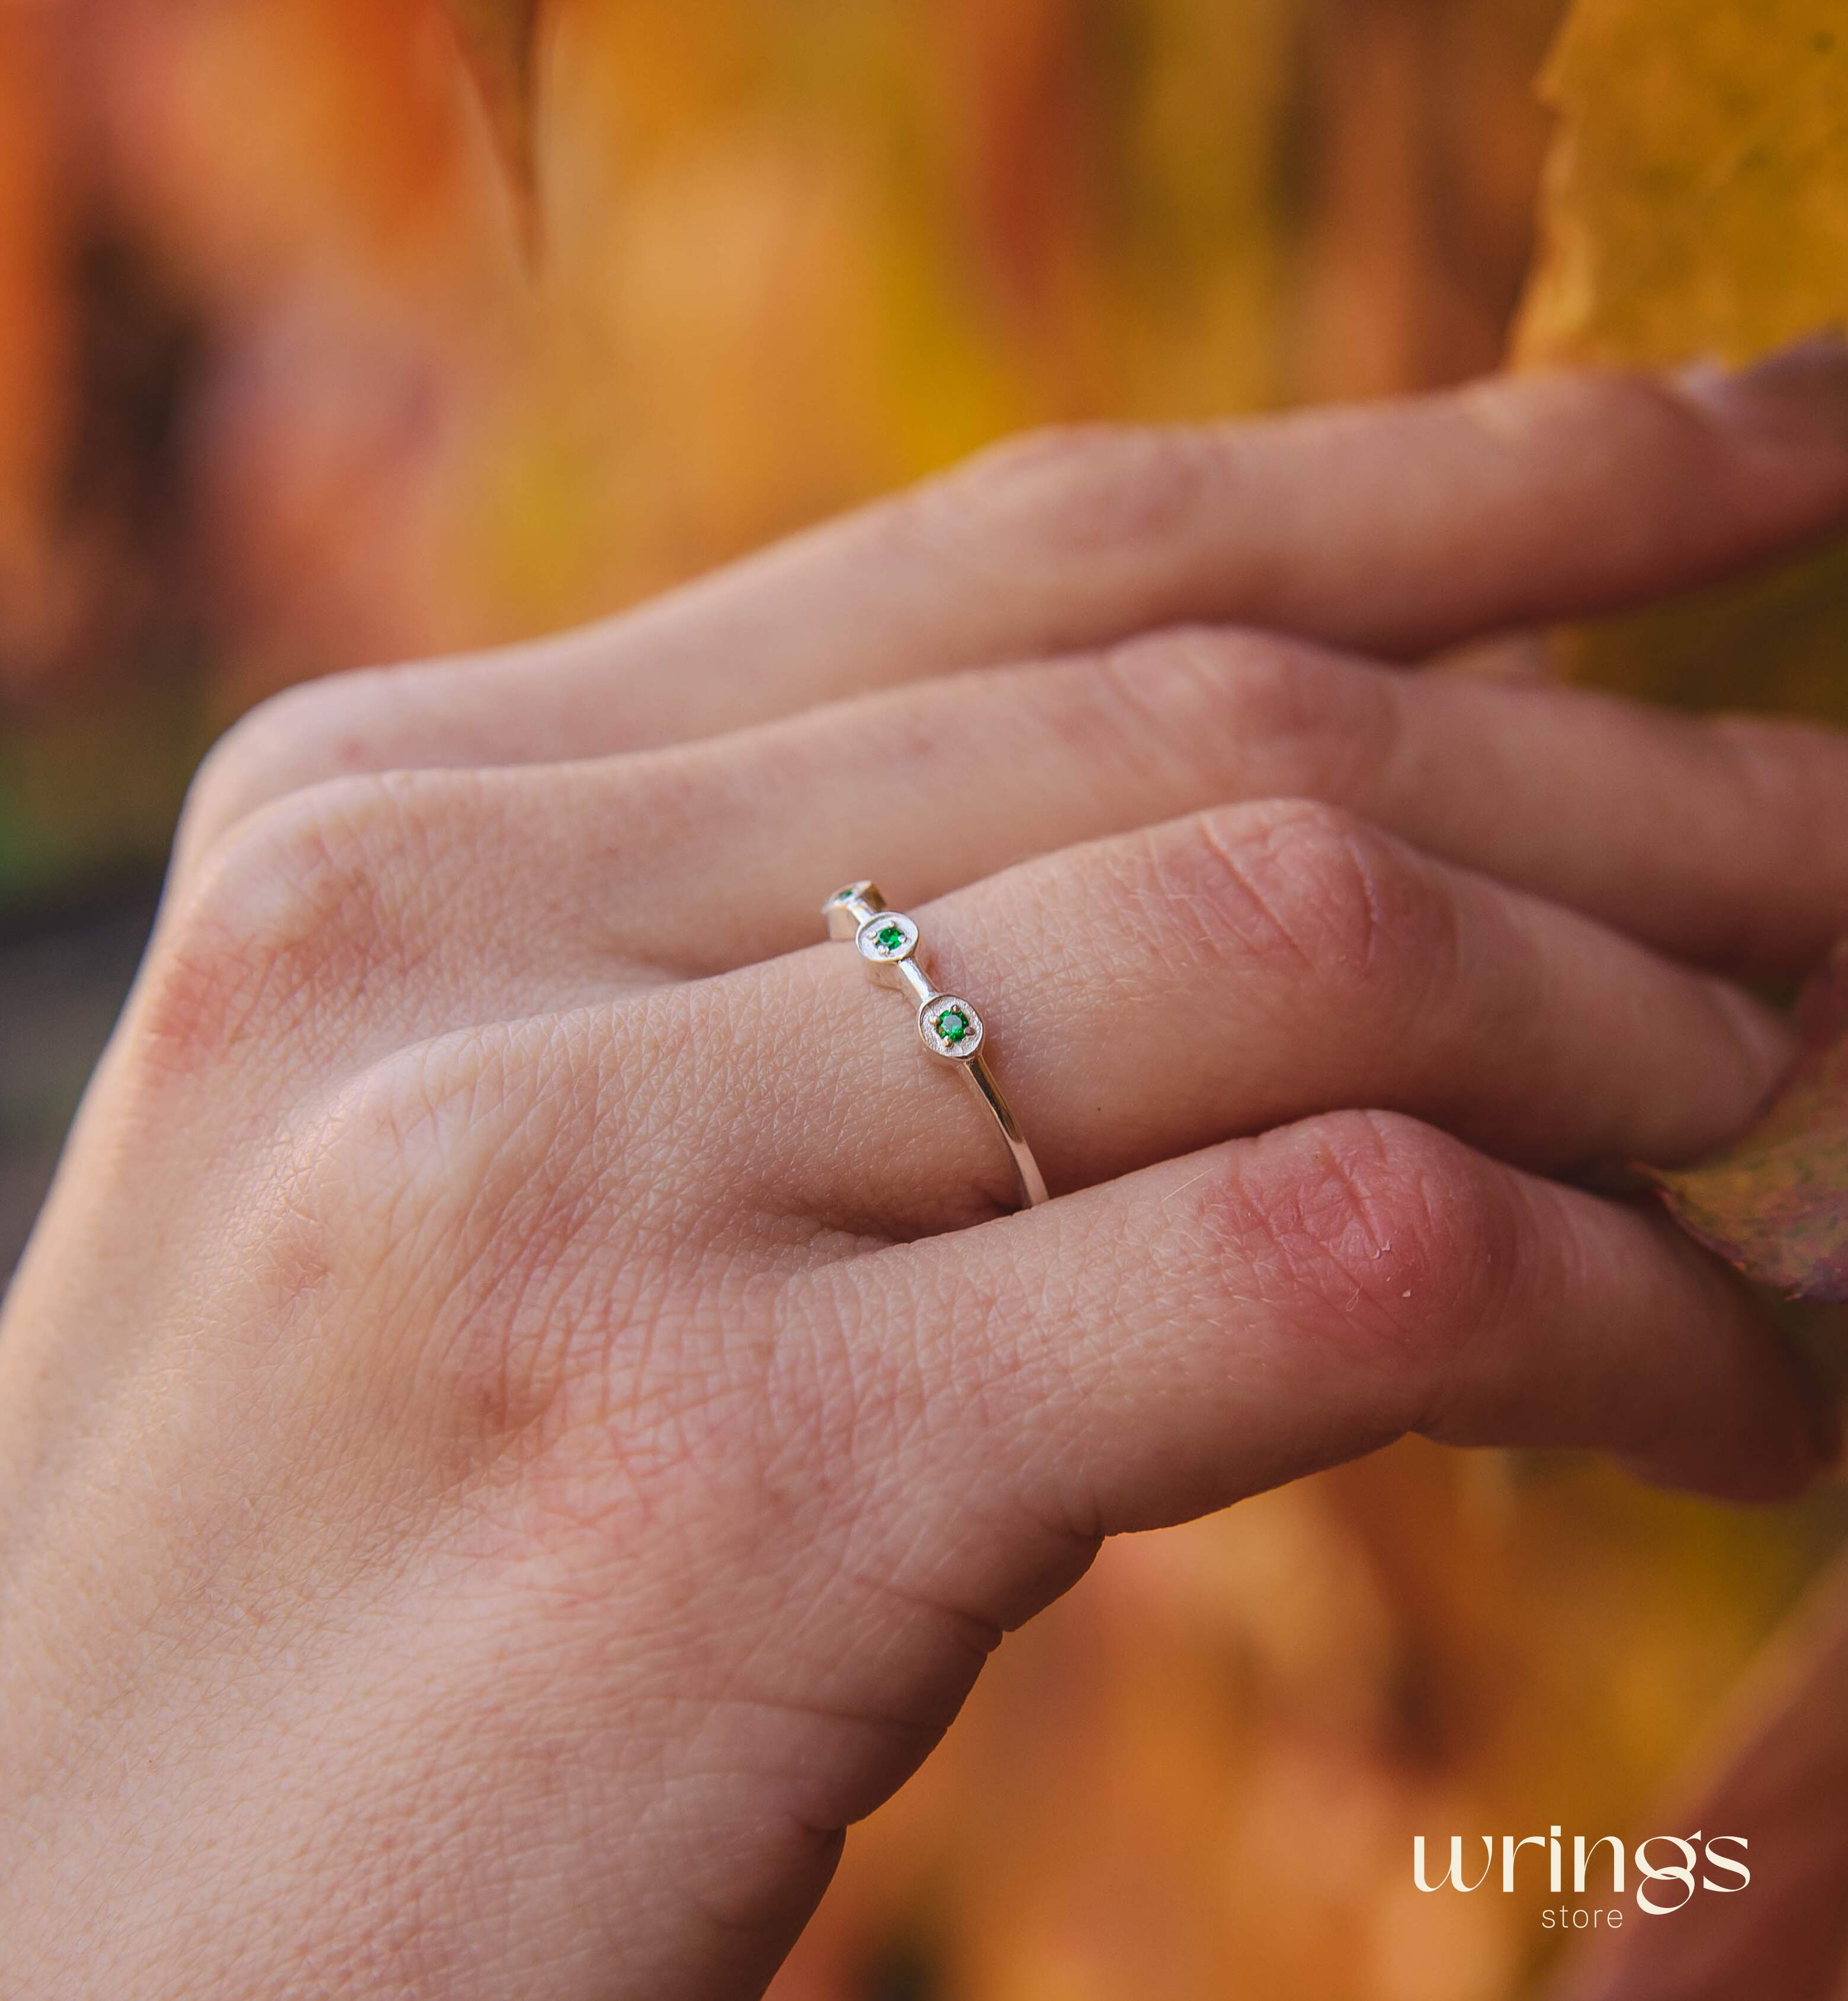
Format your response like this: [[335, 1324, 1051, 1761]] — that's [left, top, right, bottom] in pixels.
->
[[823, 882, 1049, 1212]]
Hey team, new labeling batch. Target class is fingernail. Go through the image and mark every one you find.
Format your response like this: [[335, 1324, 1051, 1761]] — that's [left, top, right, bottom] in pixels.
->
[[1703, 975, 1796, 1114], [1675, 327, 1848, 447]]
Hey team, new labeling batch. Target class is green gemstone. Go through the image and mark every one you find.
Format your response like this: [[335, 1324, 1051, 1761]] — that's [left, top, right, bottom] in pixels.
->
[[875, 923, 906, 953], [936, 1008, 970, 1045]]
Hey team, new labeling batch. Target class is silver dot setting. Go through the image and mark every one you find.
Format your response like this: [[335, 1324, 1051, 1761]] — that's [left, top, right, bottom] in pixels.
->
[[855, 911, 918, 964], [920, 994, 984, 1062]]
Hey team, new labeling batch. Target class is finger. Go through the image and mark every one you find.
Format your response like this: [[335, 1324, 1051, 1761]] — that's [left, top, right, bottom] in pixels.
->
[[177, 349, 1848, 863], [534, 628, 1848, 983], [711, 801, 1788, 1231], [152, 634, 1844, 1100], [793, 1113, 1829, 1554]]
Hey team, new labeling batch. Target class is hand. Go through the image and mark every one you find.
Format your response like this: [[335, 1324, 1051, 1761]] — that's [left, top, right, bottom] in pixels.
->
[[7, 356, 1848, 2000]]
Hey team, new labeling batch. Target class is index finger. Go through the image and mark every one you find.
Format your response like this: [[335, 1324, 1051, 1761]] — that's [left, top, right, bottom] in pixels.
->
[[182, 346, 1848, 859]]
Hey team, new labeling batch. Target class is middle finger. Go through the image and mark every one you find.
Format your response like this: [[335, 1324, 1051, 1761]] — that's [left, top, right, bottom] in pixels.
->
[[589, 629, 1848, 986]]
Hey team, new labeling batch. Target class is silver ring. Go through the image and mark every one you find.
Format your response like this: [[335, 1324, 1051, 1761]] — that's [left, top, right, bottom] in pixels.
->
[[823, 881, 1049, 1212]]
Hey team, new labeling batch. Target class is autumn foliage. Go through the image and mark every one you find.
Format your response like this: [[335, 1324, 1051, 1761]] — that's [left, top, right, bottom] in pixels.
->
[[3, 2, 1847, 1996]]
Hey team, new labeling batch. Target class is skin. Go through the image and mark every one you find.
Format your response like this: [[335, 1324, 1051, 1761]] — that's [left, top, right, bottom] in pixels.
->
[[6, 358, 1848, 1998]]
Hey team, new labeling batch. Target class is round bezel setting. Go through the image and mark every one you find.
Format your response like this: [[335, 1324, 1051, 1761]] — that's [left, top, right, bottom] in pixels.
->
[[919, 994, 984, 1061], [856, 911, 919, 965]]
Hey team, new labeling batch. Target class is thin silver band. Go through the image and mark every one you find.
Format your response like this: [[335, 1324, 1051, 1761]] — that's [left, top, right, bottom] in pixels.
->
[[823, 881, 1049, 1212]]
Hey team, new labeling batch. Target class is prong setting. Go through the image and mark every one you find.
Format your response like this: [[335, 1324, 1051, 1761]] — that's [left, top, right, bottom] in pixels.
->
[[855, 911, 918, 966], [824, 881, 884, 941], [919, 994, 984, 1062]]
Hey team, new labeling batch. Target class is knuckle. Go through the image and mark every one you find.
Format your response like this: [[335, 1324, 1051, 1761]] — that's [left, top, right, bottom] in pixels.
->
[[1230, 1109, 1521, 1379], [133, 775, 418, 1078], [291, 993, 723, 1454], [176, 675, 386, 872], [919, 421, 1220, 566], [1097, 628, 1395, 804], [290, 1016, 630, 1450], [1199, 801, 1385, 979], [1156, 798, 1449, 997], [1702, 712, 1848, 960]]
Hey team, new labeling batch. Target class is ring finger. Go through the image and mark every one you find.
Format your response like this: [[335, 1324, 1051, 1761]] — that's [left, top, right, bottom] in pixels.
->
[[701, 797, 1789, 1234]]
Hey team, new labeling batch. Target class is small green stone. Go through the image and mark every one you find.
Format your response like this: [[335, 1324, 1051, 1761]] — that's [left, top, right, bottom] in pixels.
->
[[936, 1008, 970, 1045], [875, 923, 906, 953]]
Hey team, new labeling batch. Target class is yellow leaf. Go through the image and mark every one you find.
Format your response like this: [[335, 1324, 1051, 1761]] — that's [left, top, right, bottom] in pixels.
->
[[1515, 0, 1848, 724]]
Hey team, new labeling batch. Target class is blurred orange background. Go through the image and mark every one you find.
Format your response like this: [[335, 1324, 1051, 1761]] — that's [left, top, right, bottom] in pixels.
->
[[2, 4, 1843, 1997], [0, 0, 1565, 893]]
